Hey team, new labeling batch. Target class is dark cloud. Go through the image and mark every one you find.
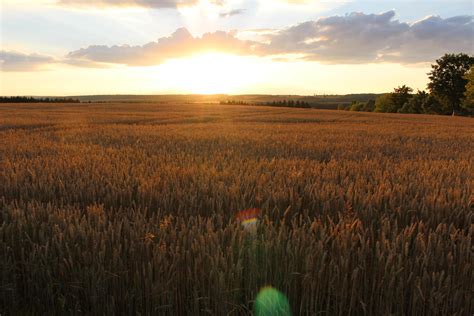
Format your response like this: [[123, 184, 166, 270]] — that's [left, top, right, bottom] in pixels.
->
[[0, 51, 56, 71]]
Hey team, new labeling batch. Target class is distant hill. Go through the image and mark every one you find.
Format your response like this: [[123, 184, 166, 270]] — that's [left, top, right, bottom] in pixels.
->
[[69, 94, 383, 110]]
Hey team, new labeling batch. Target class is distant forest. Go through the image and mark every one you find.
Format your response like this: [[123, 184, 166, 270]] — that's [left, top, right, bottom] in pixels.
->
[[220, 99, 311, 108], [0, 96, 80, 103]]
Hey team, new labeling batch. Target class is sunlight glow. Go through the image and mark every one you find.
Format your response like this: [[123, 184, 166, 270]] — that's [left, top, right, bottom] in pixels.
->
[[178, 0, 220, 19], [156, 53, 266, 94]]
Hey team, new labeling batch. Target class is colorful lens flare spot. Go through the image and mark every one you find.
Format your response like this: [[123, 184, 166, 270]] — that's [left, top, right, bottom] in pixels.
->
[[236, 208, 260, 222], [254, 286, 292, 316], [236, 208, 260, 232]]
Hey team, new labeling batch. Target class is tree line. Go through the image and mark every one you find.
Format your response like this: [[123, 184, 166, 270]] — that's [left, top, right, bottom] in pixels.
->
[[340, 53, 474, 115], [0, 96, 80, 103], [220, 99, 311, 108]]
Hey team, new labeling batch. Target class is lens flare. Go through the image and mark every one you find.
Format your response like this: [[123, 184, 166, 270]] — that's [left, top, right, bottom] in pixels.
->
[[236, 208, 260, 233], [254, 286, 291, 316]]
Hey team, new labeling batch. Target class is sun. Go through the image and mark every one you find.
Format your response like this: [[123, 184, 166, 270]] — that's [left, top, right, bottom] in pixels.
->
[[157, 52, 264, 94]]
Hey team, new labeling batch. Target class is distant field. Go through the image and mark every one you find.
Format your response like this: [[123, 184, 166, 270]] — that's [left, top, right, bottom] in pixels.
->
[[70, 93, 382, 110], [0, 103, 473, 315]]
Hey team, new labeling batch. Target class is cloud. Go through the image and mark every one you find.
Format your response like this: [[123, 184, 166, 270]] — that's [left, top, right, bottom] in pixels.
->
[[2, 11, 473, 71], [67, 11, 471, 67], [56, 0, 224, 9], [219, 9, 245, 18], [66, 28, 258, 66], [263, 11, 474, 64], [283, 0, 321, 4], [391, 15, 474, 63], [0, 51, 57, 71]]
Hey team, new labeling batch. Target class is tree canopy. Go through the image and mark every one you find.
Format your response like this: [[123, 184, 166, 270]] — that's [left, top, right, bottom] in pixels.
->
[[463, 66, 474, 112], [427, 53, 474, 114]]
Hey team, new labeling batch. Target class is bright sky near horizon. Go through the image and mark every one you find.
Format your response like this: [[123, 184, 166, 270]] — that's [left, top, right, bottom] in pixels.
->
[[0, 0, 473, 96]]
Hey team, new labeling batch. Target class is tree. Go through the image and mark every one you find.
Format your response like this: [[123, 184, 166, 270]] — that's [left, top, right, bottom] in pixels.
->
[[375, 93, 397, 112], [375, 86, 413, 113], [350, 101, 363, 111], [362, 99, 376, 112], [427, 53, 474, 114], [398, 91, 427, 114], [392, 85, 413, 108], [463, 65, 474, 112], [421, 94, 445, 114]]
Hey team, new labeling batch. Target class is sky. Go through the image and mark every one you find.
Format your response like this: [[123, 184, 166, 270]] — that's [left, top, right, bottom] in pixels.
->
[[0, 0, 473, 96]]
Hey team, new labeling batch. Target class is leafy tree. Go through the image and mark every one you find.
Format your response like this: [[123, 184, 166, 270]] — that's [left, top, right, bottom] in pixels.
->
[[392, 85, 413, 108], [375, 86, 413, 113], [398, 91, 427, 114], [362, 99, 376, 112], [375, 93, 396, 112], [427, 53, 474, 114], [350, 101, 364, 111], [463, 65, 474, 112], [421, 94, 445, 114]]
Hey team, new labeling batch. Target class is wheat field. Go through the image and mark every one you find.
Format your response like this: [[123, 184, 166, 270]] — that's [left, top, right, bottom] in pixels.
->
[[0, 102, 473, 315]]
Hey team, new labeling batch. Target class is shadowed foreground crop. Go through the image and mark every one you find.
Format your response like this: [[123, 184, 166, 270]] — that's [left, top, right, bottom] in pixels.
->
[[0, 103, 473, 315]]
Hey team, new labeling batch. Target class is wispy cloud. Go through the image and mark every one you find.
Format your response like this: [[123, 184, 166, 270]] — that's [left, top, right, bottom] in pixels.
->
[[219, 9, 245, 18], [54, 0, 321, 9], [56, 0, 224, 9]]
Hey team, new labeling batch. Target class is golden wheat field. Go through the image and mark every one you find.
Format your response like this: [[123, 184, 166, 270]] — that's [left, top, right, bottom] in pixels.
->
[[0, 102, 473, 315]]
